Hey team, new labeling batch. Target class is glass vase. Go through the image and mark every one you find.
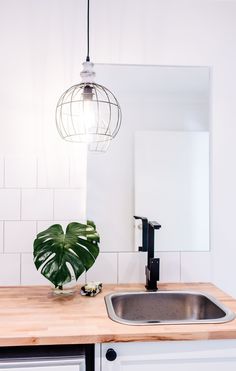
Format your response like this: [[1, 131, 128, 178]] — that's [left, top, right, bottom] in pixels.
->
[[52, 277, 77, 296]]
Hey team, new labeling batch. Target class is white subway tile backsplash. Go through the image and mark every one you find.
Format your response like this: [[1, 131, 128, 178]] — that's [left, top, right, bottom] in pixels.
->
[[21, 253, 50, 285], [158, 252, 181, 282], [0, 189, 21, 220], [21, 189, 53, 220], [118, 252, 146, 284], [0, 154, 212, 286], [37, 156, 70, 188], [5, 156, 36, 188], [21, 253, 86, 286], [180, 251, 212, 282], [86, 253, 118, 284], [54, 189, 86, 221], [0, 254, 20, 285], [118, 252, 181, 284], [37, 220, 71, 234], [0, 154, 90, 286], [5, 221, 36, 253]]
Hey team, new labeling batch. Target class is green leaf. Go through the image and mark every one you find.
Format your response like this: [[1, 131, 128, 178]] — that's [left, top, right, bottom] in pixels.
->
[[33, 221, 100, 288]]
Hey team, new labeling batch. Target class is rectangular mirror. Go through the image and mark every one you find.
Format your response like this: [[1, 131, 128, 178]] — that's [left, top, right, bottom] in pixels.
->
[[88, 64, 210, 252], [135, 131, 209, 251]]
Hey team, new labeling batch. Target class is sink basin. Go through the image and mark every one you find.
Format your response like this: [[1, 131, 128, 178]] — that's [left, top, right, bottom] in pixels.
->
[[105, 291, 235, 325]]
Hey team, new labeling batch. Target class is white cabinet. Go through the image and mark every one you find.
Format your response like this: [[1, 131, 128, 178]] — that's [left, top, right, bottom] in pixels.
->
[[101, 340, 236, 371], [0, 357, 85, 371]]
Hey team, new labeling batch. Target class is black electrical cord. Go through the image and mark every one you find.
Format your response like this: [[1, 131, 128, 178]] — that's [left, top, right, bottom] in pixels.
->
[[86, 0, 90, 62]]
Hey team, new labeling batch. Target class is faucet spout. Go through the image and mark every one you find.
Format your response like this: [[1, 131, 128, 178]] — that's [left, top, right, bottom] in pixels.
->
[[133, 215, 148, 251]]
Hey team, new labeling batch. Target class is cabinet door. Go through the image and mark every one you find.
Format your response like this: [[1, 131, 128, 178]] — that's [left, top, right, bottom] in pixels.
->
[[101, 340, 236, 371], [0, 357, 85, 371]]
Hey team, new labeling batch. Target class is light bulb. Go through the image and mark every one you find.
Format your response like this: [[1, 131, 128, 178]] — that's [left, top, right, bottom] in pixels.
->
[[82, 101, 96, 143], [81, 85, 96, 143]]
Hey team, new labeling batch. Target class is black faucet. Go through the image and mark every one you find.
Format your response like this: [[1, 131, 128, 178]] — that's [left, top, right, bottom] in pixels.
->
[[134, 216, 161, 291]]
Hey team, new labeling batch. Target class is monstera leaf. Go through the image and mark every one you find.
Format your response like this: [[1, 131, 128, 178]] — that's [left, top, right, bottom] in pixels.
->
[[33, 221, 99, 288]]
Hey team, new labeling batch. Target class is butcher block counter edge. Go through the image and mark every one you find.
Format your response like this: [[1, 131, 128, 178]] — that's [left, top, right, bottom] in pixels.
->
[[0, 283, 235, 346]]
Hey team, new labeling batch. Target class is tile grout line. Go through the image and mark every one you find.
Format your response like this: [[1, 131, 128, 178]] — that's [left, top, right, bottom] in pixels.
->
[[0, 187, 84, 190], [0, 219, 90, 222], [0, 251, 27, 255]]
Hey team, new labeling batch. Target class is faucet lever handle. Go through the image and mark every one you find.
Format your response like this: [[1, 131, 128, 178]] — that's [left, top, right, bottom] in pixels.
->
[[133, 216, 148, 222]]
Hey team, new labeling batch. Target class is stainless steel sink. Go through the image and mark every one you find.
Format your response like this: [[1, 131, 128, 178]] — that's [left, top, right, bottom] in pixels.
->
[[105, 291, 236, 325]]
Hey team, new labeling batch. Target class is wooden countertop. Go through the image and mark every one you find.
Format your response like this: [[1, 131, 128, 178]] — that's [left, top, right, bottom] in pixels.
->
[[0, 283, 236, 346]]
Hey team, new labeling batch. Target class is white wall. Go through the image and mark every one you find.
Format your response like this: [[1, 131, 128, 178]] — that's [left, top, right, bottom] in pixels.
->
[[87, 65, 211, 286], [88, 0, 236, 296], [0, 0, 88, 285], [0, 0, 236, 295]]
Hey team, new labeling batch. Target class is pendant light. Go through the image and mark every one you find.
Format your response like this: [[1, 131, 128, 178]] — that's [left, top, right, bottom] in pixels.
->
[[56, 0, 122, 152]]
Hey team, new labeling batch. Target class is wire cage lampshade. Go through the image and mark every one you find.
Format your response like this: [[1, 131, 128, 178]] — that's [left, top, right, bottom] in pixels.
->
[[55, 0, 121, 152], [56, 63, 121, 152]]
